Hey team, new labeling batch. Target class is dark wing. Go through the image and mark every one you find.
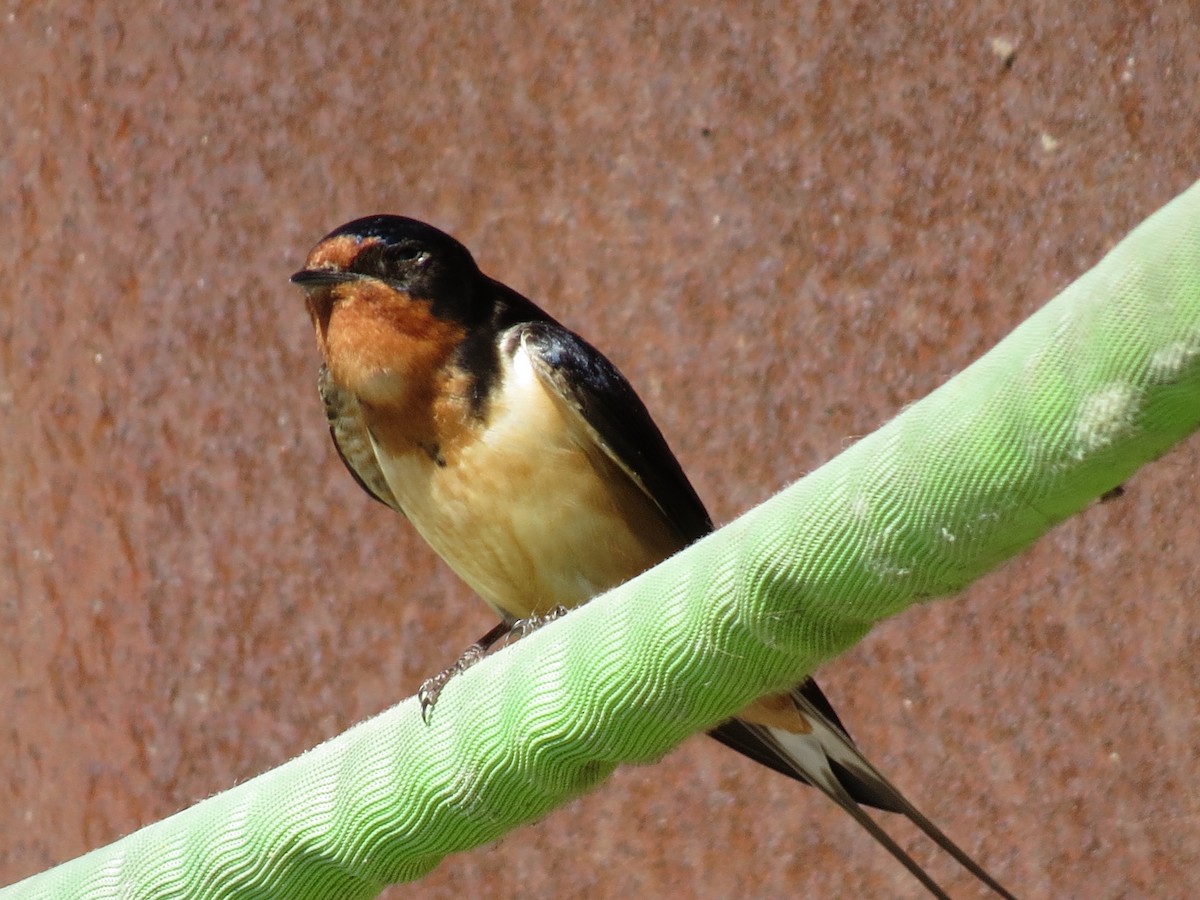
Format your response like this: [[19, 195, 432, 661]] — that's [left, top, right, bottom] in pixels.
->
[[515, 325, 873, 791], [516, 320, 902, 803], [518, 321, 713, 546], [513, 305, 1014, 897], [317, 365, 403, 514]]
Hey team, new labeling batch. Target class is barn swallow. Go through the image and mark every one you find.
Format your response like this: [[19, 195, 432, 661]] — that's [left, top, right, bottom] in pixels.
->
[[292, 215, 1015, 899]]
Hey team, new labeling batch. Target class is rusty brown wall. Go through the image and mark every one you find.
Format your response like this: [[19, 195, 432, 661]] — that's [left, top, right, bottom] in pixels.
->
[[3, 2, 1199, 897]]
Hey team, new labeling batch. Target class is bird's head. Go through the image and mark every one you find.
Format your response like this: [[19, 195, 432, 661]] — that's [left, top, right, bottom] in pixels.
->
[[292, 215, 484, 406]]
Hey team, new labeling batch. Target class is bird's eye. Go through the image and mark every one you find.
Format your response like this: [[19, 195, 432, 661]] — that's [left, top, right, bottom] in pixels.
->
[[387, 245, 429, 266]]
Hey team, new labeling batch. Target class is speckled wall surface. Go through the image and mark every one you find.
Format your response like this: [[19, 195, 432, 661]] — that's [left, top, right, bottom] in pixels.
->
[[2, 2, 1199, 897]]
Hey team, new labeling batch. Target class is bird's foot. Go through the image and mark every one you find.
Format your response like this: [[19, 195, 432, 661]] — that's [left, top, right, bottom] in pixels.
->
[[507, 605, 569, 642], [418, 643, 486, 723], [416, 612, 566, 723]]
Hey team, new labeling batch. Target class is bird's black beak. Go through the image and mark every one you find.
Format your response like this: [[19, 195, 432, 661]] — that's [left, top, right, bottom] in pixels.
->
[[290, 269, 362, 288]]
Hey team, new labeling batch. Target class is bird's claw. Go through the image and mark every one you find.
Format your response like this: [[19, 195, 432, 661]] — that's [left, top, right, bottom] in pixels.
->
[[418, 643, 486, 723], [507, 605, 569, 642], [417, 609, 568, 722]]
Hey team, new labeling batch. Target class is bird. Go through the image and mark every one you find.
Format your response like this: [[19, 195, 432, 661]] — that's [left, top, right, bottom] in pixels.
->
[[292, 214, 1016, 899]]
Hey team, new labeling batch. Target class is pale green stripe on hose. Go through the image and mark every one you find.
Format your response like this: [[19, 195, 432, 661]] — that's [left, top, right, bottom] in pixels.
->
[[8, 180, 1200, 898]]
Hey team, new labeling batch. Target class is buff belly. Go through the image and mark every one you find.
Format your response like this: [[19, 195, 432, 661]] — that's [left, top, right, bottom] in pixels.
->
[[372, 343, 683, 618]]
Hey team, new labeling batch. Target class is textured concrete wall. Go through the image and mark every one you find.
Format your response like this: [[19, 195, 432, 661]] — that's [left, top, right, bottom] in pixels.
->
[[2, 2, 1199, 897]]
